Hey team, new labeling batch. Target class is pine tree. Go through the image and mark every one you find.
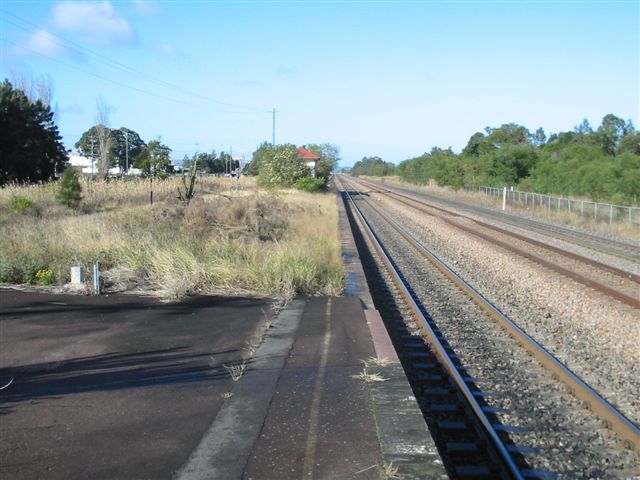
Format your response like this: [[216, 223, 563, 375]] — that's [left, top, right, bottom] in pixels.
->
[[57, 167, 82, 208]]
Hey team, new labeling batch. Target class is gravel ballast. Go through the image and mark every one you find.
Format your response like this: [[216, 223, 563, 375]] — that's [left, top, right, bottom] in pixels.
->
[[350, 191, 640, 479]]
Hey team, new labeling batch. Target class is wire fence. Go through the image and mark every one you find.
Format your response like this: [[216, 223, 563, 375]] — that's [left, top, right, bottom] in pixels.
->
[[470, 186, 640, 226]]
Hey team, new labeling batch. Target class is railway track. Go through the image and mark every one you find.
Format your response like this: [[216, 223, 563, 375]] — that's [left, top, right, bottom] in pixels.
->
[[348, 176, 640, 310], [339, 177, 640, 479], [354, 177, 640, 264]]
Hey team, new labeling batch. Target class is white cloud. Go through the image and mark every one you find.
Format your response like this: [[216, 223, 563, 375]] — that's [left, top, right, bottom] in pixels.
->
[[51, 1, 137, 45], [17, 29, 81, 60], [27, 29, 69, 56], [132, 0, 161, 15]]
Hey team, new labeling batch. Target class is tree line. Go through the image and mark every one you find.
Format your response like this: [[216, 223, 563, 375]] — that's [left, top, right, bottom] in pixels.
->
[[352, 114, 640, 205], [1, 78, 341, 190]]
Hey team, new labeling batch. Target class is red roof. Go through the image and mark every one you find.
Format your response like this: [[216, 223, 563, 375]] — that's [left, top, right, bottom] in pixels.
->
[[298, 146, 319, 160]]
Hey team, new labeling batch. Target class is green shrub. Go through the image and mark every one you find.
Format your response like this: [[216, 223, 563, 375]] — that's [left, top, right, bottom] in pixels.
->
[[8, 195, 35, 213], [57, 167, 82, 208], [22, 260, 46, 284], [295, 176, 326, 192], [35, 269, 55, 285], [0, 261, 20, 283]]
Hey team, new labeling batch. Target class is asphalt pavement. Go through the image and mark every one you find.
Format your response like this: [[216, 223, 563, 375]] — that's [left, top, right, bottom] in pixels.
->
[[0, 288, 270, 480]]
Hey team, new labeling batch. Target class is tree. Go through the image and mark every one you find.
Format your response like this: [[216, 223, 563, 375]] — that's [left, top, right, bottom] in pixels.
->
[[111, 128, 146, 172], [56, 167, 82, 208], [258, 143, 310, 187], [532, 127, 546, 146], [462, 132, 485, 157], [307, 143, 341, 179], [245, 141, 273, 176], [75, 125, 101, 160], [0, 79, 68, 185], [94, 98, 113, 177], [219, 151, 233, 175], [134, 139, 172, 177], [351, 156, 396, 176]]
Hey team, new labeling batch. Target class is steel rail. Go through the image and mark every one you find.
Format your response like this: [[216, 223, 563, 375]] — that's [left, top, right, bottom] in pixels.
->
[[356, 177, 639, 281], [344, 179, 640, 453], [359, 178, 640, 263], [342, 187, 525, 480], [352, 177, 640, 309]]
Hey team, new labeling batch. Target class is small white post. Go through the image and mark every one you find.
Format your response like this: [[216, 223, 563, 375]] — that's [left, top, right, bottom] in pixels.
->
[[502, 187, 507, 211], [71, 266, 84, 284], [93, 261, 100, 295]]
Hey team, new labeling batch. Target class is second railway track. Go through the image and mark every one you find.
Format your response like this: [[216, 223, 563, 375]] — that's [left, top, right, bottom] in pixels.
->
[[351, 177, 640, 309], [339, 177, 640, 479]]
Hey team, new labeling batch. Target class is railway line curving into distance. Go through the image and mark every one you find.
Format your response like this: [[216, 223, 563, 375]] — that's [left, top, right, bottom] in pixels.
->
[[337, 175, 640, 479]]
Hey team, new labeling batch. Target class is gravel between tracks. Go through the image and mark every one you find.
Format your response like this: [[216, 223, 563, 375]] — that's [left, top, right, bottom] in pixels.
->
[[371, 193, 640, 427], [356, 198, 640, 478]]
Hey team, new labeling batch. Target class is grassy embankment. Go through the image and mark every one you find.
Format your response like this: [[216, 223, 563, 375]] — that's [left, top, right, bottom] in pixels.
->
[[374, 176, 639, 241], [0, 176, 344, 301]]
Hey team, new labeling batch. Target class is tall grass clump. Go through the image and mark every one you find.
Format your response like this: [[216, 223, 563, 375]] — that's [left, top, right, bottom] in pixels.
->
[[1, 177, 343, 301]]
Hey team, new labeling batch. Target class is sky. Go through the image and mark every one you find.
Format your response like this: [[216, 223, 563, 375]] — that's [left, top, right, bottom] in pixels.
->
[[1, 0, 638, 168]]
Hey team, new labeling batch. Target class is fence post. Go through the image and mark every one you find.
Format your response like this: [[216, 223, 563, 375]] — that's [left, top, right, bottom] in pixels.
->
[[502, 187, 507, 211], [595, 203, 598, 221], [610, 204, 613, 225]]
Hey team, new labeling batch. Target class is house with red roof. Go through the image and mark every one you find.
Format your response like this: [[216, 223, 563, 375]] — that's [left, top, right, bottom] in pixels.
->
[[298, 146, 319, 176]]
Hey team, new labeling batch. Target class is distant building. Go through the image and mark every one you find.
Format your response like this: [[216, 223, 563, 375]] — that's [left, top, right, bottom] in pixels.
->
[[67, 151, 142, 176], [68, 152, 95, 175], [297, 146, 319, 176]]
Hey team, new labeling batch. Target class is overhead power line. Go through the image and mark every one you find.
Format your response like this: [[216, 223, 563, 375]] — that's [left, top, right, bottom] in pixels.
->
[[1, 37, 250, 114], [0, 9, 271, 114]]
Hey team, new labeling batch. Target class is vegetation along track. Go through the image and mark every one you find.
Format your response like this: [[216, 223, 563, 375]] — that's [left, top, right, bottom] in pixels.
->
[[350, 177, 640, 310], [338, 177, 640, 479], [355, 177, 639, 263]]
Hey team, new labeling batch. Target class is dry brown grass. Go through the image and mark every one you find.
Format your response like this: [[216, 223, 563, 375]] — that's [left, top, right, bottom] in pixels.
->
[[0, 176, 344, 301], [374, 176, 639, 242]]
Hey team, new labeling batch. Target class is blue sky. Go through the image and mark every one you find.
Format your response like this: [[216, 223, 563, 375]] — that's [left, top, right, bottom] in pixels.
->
[[1, 0, 638, 167]]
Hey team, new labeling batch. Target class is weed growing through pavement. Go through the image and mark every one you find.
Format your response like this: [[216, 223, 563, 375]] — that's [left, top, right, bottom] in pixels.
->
[[380, 462, 400, 479], [352, 368, 388, 383], [363, 356, 392, 367], [224, 361, 246, 382]]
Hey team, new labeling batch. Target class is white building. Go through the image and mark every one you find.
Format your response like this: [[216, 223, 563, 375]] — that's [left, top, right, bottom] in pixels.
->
[[67, 152, 142, 176]]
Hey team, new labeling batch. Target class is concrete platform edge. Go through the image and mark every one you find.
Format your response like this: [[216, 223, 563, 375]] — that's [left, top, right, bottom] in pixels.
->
[[337, 189, 448, 479], [173, 299, 306, 480]]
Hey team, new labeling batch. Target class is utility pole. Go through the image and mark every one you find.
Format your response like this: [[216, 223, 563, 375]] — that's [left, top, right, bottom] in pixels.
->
[[124, 131, 129, 174], [90, 135, 96, 178], [272, 108, 279, 146]]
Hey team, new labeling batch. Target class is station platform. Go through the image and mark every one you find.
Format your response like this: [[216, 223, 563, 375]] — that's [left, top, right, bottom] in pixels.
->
[[0, 191, 447, 479]]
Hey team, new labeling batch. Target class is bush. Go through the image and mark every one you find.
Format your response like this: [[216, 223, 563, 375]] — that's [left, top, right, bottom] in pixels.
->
[[0, 261, 20, 283], [8, 195, 35, 213], [57, 167, 82, 208], [295, 176, 326, 192], [35, 269, 55, 285]]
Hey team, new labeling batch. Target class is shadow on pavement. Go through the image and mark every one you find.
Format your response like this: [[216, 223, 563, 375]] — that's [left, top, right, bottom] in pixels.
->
[[0, 346, 240, 414]]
